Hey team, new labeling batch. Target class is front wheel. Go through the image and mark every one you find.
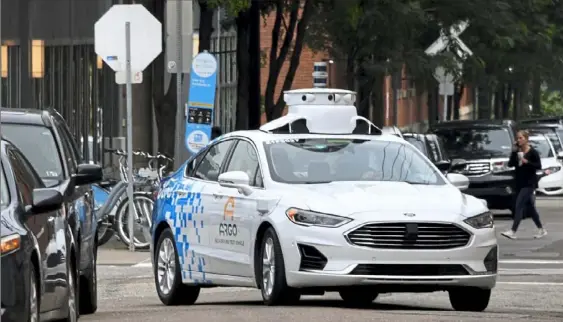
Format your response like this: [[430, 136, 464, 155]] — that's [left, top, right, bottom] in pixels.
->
[[449, 287, 491, 311], [154, 228, 200, 305], [258, 227, 301, 306], [115, 192, 154, 249]]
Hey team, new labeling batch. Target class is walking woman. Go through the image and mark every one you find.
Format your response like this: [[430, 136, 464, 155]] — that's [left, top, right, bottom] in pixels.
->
[[501, 130, 547, 239]]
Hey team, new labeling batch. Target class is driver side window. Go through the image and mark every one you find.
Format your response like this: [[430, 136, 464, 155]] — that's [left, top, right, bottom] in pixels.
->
[[192, 140, 234, 182]]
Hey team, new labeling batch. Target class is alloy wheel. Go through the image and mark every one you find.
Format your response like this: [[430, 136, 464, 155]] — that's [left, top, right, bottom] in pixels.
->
[[262, 237, 276, 297], [157, 238, 176, 295]]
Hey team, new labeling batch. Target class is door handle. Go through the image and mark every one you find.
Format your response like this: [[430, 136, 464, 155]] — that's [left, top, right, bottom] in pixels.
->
[[212, 193, 222, 200]]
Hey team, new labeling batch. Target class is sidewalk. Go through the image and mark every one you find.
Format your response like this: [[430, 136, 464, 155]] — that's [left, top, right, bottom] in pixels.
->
[[98, 248, 150, 266]]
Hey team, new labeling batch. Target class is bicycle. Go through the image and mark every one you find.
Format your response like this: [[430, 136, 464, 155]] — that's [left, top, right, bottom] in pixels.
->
[[94, 149, 172, 249], [113, 151, 173, 249]]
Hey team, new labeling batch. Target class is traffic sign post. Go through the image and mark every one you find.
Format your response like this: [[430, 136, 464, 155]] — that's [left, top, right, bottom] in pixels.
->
[[425, 21, 473, 122], [94, 4, 162, 252]]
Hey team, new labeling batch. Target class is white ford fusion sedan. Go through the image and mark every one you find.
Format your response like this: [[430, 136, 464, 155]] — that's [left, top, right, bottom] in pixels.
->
[[150, 88, 498, 312]]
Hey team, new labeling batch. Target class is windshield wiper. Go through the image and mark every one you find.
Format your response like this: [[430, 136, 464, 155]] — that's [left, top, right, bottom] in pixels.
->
[[302, 181, 332, 184], [402, 180, 429, 185]]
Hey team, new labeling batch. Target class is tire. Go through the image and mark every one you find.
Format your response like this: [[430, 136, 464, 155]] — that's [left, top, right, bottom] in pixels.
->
[[338, 287, 379, 307], [63, 256, 79, 322], [97, 219, 114, 247], [115, 192, 153, 250], [449, 287, 491, 312], [258, 227, 301, 306], [79, 244, 98, 314], [28, 264, 40, 322], [154, 228, 200, 305]]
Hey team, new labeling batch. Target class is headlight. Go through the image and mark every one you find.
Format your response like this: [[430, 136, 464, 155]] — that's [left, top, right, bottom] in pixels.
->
[[0, 234, 21, 255], [285, 208, 352, 228], [544, 166, 561, 175], [464, 212, 494, 229]]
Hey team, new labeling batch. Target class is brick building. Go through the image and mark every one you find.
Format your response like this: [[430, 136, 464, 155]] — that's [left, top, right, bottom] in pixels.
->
[[258, 11, 474, 128]]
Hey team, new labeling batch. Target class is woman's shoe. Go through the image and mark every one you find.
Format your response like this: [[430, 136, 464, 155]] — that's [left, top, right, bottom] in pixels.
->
[[534, 229, 547, 239], [501, 230, 517, 239]]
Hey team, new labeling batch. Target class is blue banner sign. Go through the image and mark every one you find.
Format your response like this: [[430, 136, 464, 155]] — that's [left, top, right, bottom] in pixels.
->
[[185, 51, 218, 154]]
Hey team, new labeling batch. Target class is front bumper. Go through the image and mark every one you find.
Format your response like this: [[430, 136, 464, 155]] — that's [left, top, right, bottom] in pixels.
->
[[277, 216, 498, 290], [1, 252, 30, 322], [537, 170, 563, 196], [463, 173, 514, 199]]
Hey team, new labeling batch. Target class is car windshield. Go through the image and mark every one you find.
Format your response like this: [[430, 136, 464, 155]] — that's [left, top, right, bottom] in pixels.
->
[[527, 128, 563, 153], [1, 166, 9, 209], [1, 124, 63, 179], [263, 138, 445, 185], [434, 127, 512, 159], [529, 137, 554, 158], [404, 136, 427, 155]]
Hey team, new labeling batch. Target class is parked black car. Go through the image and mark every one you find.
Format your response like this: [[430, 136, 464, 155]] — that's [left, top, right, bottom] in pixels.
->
[[430, 119, 518, 213], [520, 116, 563, 126], [1, 107, 102, 314], [1, 138, 78, 321], [403, 133, 452, 173]]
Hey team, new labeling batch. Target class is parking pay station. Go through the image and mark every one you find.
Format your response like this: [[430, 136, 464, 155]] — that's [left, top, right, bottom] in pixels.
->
[[185, 51, 218, 155]]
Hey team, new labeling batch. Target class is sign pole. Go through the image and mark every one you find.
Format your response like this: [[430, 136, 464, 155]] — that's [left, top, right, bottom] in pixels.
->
[[125, 21, 135, 252], [443, 90, 448, 121], [173, 0, 184, 168]]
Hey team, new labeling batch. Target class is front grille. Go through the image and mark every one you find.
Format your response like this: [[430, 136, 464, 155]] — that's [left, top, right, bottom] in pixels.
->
[[458, 162, 491, 176], [350, 264, 469, 276], [346, 222, 471, 250], [298, 244, 328, 270]]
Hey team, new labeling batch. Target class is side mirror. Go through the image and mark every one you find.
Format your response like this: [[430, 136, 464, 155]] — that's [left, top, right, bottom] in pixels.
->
[[74, 163, 103, 186], [557, 151, 563, 160], [30, 188, 64, 214], [446, 173, 470, 191], [218, 171, 253, 196], [434, 160, 452, 172]]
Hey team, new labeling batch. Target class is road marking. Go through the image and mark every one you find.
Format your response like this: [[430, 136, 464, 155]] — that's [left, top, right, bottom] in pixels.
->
[[499, 259, 563, 264], [498, 282, 563, 286], [133, 261, 152, 268]]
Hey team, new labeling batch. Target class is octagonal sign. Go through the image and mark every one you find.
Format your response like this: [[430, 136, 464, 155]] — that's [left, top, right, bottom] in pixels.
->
[[94, 4, 162, 72]]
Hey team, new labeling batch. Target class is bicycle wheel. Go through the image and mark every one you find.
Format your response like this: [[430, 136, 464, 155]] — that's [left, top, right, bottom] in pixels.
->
[[114, 192, 154, 250]]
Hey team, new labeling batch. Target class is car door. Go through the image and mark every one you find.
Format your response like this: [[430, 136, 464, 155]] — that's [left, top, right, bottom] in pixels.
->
[[52, 117, 95, 269], [207, 138, 263, 278], [6, 147, 61, 312], [177, 139, 234, 280]]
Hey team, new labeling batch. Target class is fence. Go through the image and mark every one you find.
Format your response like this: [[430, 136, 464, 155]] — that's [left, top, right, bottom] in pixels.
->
[[210, 31, 237, 133], [0, 43, 119, 168]]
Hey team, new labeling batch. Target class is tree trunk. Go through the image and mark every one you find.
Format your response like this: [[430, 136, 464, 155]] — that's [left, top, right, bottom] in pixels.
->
[[248, 0, 262, 129], [235, 10, 251, 130], [494, 85, 503, 119], [371, 73, 385, 127], [502, 83, 511, 117], [531, 73, 541, 115], [197, 0, 214, 52], [427, 83, 439, 125], [264, 0, 315, 120], [143, 0, 176, 158], [477, 85, 491, 119]]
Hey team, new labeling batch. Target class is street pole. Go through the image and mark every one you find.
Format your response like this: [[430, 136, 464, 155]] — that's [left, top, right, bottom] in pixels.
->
[[215, 9, 221, 128], [125, 21, 135, 252], [443, 90, 448, 121], [173, 0, 184, 169]]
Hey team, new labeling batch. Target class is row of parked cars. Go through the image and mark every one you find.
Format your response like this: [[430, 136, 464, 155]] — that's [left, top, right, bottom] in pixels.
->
[[1, 108, 103, 321], [382, 116, 563, 215]]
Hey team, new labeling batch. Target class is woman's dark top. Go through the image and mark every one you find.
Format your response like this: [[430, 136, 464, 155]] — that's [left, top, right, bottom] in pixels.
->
[[508, 147, 542, 189]]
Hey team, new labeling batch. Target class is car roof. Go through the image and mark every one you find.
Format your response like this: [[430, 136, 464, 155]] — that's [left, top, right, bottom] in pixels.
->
[[0, 108, 53, 127], [520, 123, 562, 129], [220, 130, 405, 144], [431, 119, 515, 129], [520, 116, 563, 124]]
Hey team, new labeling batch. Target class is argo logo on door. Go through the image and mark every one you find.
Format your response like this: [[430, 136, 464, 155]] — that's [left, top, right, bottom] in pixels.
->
[[215, 197, 244, 246]]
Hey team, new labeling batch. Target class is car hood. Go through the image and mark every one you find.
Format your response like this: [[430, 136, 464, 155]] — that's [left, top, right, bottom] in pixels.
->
[[280, 181, 484, 219], [541, 157, 560, 169]]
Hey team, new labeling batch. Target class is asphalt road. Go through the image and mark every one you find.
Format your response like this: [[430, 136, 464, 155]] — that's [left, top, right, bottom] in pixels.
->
[[89, 197, 563, 322]]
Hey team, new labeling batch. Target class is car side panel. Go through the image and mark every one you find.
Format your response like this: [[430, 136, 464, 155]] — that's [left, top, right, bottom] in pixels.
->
[[155, 168, 213, 285]]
